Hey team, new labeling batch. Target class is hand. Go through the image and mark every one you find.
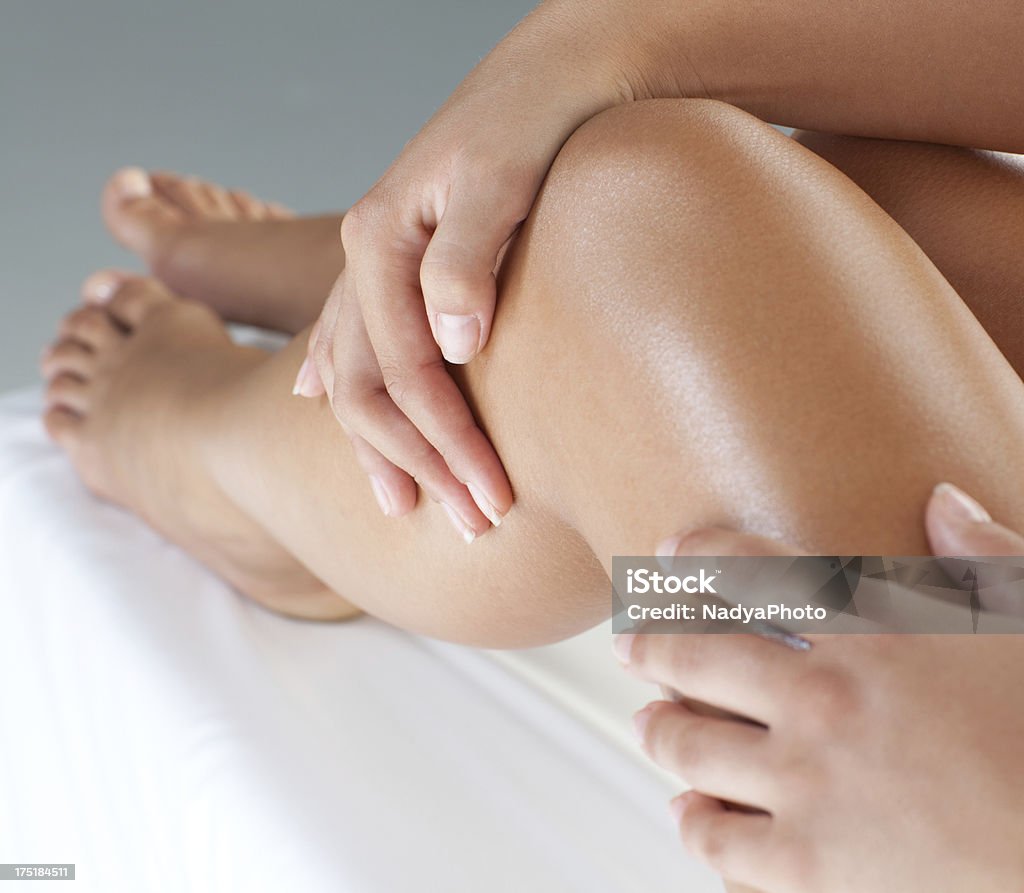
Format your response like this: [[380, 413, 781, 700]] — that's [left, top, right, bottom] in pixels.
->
[[618, 481, 1024, 892], [293, 1, 643, 539]]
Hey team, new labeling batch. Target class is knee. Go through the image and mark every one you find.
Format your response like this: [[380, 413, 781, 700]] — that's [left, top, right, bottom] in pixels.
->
[[538, 99, 793, 233], [500, 99, 830, 339]]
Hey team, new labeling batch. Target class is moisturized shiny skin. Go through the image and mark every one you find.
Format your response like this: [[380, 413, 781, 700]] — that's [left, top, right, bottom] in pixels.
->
[[42, 100, 1024, 651]]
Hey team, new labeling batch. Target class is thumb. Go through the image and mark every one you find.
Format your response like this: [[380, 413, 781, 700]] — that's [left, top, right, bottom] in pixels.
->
[[419, 180, 529, 364], [925, 482, 1024, 556], [660, 526, 805, 559]]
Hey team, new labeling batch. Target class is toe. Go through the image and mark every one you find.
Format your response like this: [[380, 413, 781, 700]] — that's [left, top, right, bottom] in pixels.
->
[[229, 189, 270, 220], [101, 167, 184, 258], [195, 180, 238, 217], [45, 373, 90, 415], [81, 269, 131, 304], [105, 276, 175, 329], [266, 201, 295, 220], [59, 304, 124, 351], [43, 406, 83, 448], [151, 172, 231, 218], [41, 339, 95, 381]]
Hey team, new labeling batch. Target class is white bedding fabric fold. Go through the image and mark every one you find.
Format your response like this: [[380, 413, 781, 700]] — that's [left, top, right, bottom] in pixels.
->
[[0, 388, 720, 892]]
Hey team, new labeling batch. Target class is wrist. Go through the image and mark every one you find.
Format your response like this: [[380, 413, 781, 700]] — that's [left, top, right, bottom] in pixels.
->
[[537, 0, 719, 105]]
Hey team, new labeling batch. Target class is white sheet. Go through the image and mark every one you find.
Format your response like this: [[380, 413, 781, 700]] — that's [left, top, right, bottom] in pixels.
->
[[0, 388, 721, 893]]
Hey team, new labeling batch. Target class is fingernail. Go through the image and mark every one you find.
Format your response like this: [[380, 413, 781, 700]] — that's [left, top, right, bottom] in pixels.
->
[[612, 632, 636, 664], [669, 794, 687, 825], [656, 535, 682, 558], [435, 313, 480, 364], [369, 475, 392, 517], [934, 482, 991, 524], [291, 357, 322, 397], [632, 704, 654, 743], [442, 502, 476, 544], [116, 167, 152, 200], [467, 482, 502, 527]]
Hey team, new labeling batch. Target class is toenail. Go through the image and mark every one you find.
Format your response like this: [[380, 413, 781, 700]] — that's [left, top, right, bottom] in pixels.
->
[[82, 271, 123, 304], [116, 167, 152, 200]]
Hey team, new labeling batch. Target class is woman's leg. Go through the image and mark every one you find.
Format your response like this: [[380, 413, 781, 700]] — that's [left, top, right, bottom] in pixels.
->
[[44, 99, 1024, 649], [795, 132, 1024, 373]]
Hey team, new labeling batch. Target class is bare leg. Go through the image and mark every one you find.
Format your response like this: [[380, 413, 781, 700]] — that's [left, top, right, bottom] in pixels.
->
[[795, 133, 1024, 374], [43, 100, 1024, 650]]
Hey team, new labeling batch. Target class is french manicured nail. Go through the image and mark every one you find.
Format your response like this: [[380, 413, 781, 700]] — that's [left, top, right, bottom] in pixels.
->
[[632, 704, 654, 742], [669, 794, 687, 825], [82, 271, 122, 304], [435, 313, 480, 364], [442, 502, 476, 544], [369, 475, 392, 517], [612, 632, 636, 664], [116, 167, 152, 200], [467, 482, 502, 527], [656, 535, 683, 558], [291, 357, 321, 397], [934, 482, 991, 524]]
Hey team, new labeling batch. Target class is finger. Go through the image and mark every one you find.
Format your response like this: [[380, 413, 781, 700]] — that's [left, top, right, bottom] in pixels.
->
[[348, 432, 418, 518], [926, 482, 1024, 620], [345, 207, 513, 524], [671, 791, 777, 888], [926, 482, 1024, 555], [328, 292, 487, 539], [40, 339, 94, 381], [660, 526, 806, 560], [420, 174, 528, 363], [615, 633, 805, 725], [297, 284, 341, 399], [635, 701, 773, 806], [294, 314, 329, 399]]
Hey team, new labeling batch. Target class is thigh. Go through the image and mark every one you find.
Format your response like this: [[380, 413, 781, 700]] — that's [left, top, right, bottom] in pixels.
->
[[215, 100, 1024, 648], [468, 101, 1024, 563], [795, 131, 1024, 375]]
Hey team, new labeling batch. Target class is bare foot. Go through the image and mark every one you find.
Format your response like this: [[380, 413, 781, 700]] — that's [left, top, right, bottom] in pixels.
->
[[101, 168, 345, 334], [40, 270, 359, 621]]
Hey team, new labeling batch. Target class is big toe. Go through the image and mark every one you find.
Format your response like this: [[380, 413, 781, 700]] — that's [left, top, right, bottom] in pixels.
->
[[101, 167, 184, 260], [82, 269, 176, 331]]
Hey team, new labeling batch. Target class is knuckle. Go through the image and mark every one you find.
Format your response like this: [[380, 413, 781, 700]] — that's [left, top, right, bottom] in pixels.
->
[[684, 816, 730, 871], [773, 742, 825, 801], [666, 634, 706, 681], [456, 152, 530, 201], [418, 257, 470, 294], [330, 382, 364, 421], [380, 361, 442, 409], [340, 197, 383, 249], [665, 723, 703, 776], [775, 830, 818, 888], [799, 665, 859, 729]]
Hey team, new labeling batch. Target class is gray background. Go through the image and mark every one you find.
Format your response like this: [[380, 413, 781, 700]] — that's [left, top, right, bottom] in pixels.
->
[[0, 0, 534, 390]]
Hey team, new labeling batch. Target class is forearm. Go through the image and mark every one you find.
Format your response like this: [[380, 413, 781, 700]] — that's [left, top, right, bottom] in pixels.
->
[[603, 0, 1024, 151]]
